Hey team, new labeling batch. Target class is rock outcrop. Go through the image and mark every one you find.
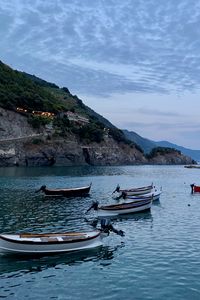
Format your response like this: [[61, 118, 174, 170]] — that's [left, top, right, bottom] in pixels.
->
[[0, 108, 147, 167], [0, 108, 195, 167], [148, 152, 194, 165], [0, 136, 147, 167]]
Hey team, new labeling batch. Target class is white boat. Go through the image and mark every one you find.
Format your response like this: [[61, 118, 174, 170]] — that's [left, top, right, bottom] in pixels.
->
[[0, 220, 124, 256], [112, 183, 153, 198], [87, 198, 152, 217], [0, 231, 103, 255], [123, 188, 162, 202]]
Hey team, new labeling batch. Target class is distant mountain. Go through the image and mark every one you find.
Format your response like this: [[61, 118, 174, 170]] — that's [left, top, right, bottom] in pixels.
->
[[123, 130, 200, 162], [123, 130, 156, 154], [154, 141, 200, 162]]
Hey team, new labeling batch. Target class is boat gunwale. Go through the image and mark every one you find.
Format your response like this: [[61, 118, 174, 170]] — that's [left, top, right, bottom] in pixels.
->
[[100, 199, 151, 211], [44, 185, 91, 193], [120, 185, 152, 192], [0, 231, 101, 245]]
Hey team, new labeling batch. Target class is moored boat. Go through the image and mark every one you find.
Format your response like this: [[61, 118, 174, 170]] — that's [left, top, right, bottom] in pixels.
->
[[36, 183, 92, 197], [122, 187, 162, 202], [190, 184, 200, 194], [185, 165, 200, 169], [87, 198, 152, 217], [0, 220, 124, 256], [0, 231, 102, 255], [112, 183, 153, 198]]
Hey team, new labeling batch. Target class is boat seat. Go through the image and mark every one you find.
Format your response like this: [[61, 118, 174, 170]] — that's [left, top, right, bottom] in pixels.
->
[[40, 237, 59, 242], [62, 235, 85, 241]]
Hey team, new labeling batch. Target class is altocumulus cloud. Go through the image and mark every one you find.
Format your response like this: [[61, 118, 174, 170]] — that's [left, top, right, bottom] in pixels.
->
[[1, 0, 200, 97]]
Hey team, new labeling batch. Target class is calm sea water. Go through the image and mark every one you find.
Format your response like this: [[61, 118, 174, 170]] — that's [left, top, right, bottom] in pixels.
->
[[0, 165, 200, 300]]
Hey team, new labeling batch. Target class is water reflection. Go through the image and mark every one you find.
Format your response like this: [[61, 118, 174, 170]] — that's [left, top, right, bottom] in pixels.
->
[[152, 199, 161, 206], [86, 210, 153, 223], [116, 210, 153, 222], [1, 165, 200, 300], [0, 166, 125, 178], [0, 244, 123, 277]]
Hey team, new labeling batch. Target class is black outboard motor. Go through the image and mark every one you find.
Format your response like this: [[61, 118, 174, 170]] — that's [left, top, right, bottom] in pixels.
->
[[35, 185, 46, 193], [122, 191, 127, 199], [112, 184, 120, 194], [100, 219, 124, 236], [114, 191, 127, 200], [190, 184, 195, 194], [86, 201, 99, 213]]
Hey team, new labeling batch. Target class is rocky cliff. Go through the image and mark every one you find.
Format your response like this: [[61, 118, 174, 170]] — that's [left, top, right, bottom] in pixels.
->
[[148, 152, 194, 165], [0, 107, 195, 167], [0, 107, 147, 167]]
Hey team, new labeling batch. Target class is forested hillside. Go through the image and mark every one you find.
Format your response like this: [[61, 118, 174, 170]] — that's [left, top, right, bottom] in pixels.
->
[[0, 60, 195, 167], [0, 60, 140, 148]]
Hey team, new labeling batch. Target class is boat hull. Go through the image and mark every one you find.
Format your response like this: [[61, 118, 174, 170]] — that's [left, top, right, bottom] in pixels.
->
[[123, 187, 152, 196], [112, 184, 153, 198], [97, 199, 152, 217], [193, 186, 200, 193], [124, 189, 162, 202], [190, 184, 200, 194], [0, 231, 102, 255], [42, 185, 91, 197]]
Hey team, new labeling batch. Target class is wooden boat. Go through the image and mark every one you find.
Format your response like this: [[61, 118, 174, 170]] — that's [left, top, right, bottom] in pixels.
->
[[0, 230, 102, 255], [112, 183, 153, 197], [0, 220, 124, 255], [36, 183, 92, 197], [185, 165, 200, 169], [190, 184, 200, 194], [87, 198, 152, 217], [122, 188, 162, 202]]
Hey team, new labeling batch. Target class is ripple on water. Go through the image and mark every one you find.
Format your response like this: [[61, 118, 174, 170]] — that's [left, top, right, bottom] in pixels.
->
[[1, 165, 200, 300]]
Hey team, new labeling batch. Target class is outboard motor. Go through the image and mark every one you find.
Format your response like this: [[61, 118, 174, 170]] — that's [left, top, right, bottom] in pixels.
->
[[86, 201, 99, 213], [35, 185, 46, 193], [114, 191, 127, 200], [100, 219, 124, 236], [122, 191, 127, 199], [112, 184, 120, 194], [190, 184, 195, 194]]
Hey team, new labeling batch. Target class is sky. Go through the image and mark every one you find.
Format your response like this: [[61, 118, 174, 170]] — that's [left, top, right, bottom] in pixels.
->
[[1, 0, 200, 149]]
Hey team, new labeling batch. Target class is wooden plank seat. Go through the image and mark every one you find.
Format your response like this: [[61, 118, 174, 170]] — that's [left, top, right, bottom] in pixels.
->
[[20, 232, 87, 238]]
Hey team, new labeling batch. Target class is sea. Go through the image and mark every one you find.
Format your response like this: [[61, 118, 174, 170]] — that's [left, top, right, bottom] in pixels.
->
[[0, 165, 200, 300]]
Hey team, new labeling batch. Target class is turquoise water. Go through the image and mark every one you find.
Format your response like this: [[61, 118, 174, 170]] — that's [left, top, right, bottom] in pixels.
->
[[0, 165, 200, 300]]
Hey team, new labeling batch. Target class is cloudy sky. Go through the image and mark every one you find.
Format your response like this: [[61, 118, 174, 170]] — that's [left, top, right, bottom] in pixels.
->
[[1, 0, 200, 149]]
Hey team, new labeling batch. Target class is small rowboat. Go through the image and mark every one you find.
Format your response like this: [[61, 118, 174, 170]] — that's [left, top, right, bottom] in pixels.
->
[[0, 231, 102, 255], [0, 221, 124, 255], [112, 183, 153, 197], [122, 188, 162, 202], [36, 183, 92, 197], [87, 198, 152, 217], [190, 184, 200, 194]]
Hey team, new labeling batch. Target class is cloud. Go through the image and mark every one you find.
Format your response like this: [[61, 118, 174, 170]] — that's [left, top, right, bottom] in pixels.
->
[[136, 108, 182, 117], [1, 0, 200, 98], [121, 121, 200, 137]]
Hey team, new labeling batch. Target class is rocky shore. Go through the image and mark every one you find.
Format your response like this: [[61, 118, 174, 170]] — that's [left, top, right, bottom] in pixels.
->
[[0, 107, 195, 167]]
